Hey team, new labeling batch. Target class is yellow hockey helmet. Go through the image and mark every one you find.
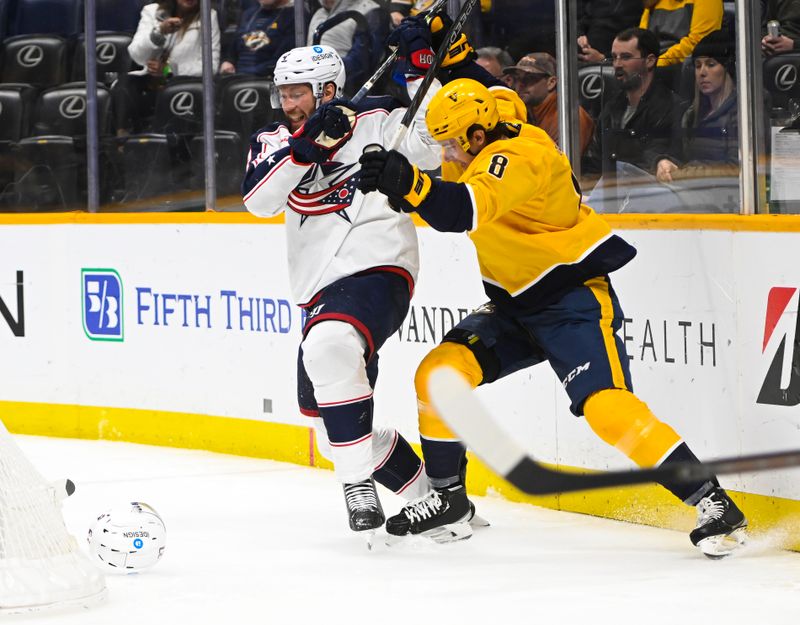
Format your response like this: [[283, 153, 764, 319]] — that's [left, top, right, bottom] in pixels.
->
[[426, 78, 500, 152], [493, 89, 527, 125]]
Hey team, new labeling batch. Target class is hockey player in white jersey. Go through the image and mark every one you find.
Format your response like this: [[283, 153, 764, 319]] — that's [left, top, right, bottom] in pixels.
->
[[242, 40, 441, 536]]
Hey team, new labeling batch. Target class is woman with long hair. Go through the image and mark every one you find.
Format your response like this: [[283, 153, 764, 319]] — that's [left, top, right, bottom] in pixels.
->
[[114, 0, 220, 134], [655, 29, 739, 211]]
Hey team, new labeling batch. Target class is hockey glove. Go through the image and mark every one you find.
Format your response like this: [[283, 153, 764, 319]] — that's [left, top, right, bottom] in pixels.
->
[[387, 15, 434, 74], [289, 100, 357, 164], [430, 12, 475, 69], [358, 147, 432, 212]]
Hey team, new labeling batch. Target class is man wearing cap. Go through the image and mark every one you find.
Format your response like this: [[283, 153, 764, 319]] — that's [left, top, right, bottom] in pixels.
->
[[504, 52, 595, 155]]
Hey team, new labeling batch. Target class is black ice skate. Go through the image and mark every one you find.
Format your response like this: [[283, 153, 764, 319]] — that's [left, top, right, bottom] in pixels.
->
[[343, 478, 385, 533], [689, 487, 747, 559], [385, 484, 475, 543]]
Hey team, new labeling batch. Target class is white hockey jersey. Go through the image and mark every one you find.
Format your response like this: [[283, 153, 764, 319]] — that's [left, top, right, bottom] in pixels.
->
[[242, 82, 441, 306]]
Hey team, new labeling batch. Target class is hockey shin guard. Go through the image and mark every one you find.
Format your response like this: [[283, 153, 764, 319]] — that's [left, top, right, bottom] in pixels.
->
[[583, 389, 718, 502], [415, 342, 482, 486], [303, 321, 374, 484], [416, 342, 483, 441]]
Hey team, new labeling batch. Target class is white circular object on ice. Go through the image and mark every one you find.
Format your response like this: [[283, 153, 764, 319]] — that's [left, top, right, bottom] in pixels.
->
[[87, 502, 166, 573]]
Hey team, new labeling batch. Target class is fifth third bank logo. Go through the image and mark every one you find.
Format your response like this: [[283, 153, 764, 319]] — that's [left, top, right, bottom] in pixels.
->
[[82, 269, 124, 341], [757, 286, 800, 406]]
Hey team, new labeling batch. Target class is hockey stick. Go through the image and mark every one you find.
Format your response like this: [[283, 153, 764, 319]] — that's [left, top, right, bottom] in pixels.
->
[[386, 0, 479, 149], [350, 0, 449, 105], [429, 367, 800, 495]]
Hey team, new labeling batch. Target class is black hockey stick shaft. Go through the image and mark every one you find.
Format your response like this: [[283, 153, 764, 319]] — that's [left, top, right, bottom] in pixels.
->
[[506, 448, 800, 496], [389, 0, 479, 149], [351, 0, 449, 105], [429, 367, 800, 496]]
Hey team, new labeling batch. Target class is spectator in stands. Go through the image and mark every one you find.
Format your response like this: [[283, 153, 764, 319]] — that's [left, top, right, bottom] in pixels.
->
[[504, 52, 595, 155], [114, 0, 220, 134], [219, 0, 297, 76], [577, 0, 642, 62], [762, 0, 800, 56], [307, 0, 389, 94], [656, 30, 738, 190], [476, 46, 514, 86], [640, 0, 723, 66], [585, 27, 684, 177], [129, 0, 220, 78]]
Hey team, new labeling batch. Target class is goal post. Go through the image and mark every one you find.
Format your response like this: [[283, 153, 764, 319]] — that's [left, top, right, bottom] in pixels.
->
[[0, 420, 106, 614]]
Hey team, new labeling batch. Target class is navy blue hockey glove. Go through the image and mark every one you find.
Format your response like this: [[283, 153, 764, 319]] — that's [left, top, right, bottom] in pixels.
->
[[387, 15, 434, 74], [289, 134, 330, 164], [317, 99, 356, 142], [289, 100, 356, 164], [358, 146, 432, 212]]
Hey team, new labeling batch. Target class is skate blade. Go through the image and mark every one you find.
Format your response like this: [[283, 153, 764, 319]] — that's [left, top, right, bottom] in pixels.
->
[[469, 513, 490, 529], [697, 527, 747, 559], [362, 529, 377, 551], [384, 522, 473, 548], [423, 522, 474, 544]]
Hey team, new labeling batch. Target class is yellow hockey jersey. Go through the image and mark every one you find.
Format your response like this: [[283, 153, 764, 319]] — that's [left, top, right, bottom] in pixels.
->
[[458, 124, 636, 313]]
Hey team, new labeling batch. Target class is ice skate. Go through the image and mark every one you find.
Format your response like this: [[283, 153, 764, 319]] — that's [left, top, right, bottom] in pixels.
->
[[343, 478, 384, 549], [689, 487, 747, 559], [385, 484, 475, 544]]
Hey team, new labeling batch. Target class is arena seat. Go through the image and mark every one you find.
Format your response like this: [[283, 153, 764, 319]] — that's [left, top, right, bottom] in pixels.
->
[[71, 32, 133, 85], [763, 53, 800, 111], [189, 130, 244, 197], [0, 82, 37, 206], [115, 78, 203, 201], [14, 82, 112, 210], [577, 63, 619, 120], [0, 34, 69, 87], [0, 82, 36, 142], [217, 75, 280, 149], [149, 77, 206, 134]]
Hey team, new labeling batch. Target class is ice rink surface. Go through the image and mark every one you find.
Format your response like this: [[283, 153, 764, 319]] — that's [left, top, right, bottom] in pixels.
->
[[10, 436, 800, 625]]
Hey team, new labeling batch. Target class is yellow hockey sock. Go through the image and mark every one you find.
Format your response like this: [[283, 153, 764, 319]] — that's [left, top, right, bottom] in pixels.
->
[[583, 389, 681, 467], [415, 342, 483, 441]]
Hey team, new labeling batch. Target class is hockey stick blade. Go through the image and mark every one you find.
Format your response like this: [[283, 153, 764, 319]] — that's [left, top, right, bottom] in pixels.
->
[[351, 0, 449, 105], [429, 367, 800, 495]]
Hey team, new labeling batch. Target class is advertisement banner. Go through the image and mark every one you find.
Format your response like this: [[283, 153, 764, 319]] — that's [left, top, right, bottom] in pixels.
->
[[1, 223, 798, 499]]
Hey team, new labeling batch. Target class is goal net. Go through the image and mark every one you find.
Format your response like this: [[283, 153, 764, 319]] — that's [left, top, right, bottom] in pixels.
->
[[0, 420, 106, 613]]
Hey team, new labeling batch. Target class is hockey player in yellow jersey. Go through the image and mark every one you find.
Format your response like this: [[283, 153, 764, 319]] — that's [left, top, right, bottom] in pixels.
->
[[357, 77, 748, 557]]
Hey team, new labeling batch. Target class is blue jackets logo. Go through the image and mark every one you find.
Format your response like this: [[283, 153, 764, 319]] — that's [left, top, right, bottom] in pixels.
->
[[82, 269, 124, 341]]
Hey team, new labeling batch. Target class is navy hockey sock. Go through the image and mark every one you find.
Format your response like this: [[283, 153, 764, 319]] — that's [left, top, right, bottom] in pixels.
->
[[373, 431, 424, 495], [657, 443, 720, 504], [421, 438, 467, 488]]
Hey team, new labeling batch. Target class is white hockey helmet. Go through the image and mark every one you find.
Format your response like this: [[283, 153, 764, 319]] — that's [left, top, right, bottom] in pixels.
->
[[271, 44, 346, 108], [87, 502, 166, 574]]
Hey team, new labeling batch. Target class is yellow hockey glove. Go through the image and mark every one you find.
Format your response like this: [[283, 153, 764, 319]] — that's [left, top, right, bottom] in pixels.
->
[[430, 13, 475, 68]]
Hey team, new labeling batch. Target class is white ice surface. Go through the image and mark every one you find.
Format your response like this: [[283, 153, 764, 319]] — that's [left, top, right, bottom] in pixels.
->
[[9, 436, 800, 625]]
